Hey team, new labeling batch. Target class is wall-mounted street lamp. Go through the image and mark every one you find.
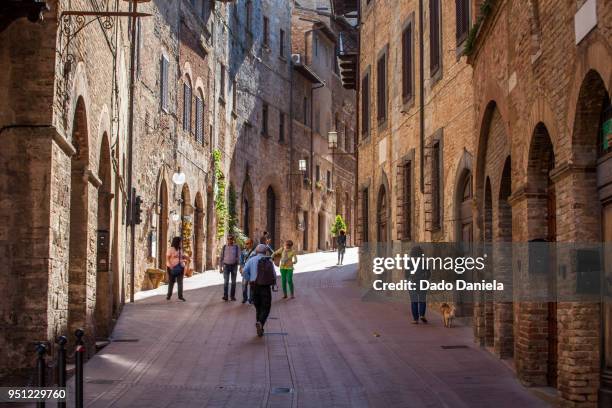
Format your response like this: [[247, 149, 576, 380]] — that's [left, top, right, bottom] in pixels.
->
[[298, 159, 307, 173], [328, 130, 338, 150], [172, 168, 186, 186]]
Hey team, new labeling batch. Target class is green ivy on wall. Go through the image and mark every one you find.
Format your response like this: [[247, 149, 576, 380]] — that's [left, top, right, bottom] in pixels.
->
[[213, 149, 227, 240], [463, 0, 495, 56]]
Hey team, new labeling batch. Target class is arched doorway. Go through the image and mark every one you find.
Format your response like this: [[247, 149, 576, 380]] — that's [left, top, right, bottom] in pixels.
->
[[68, 97, 90, 337], [206, 189, 214, 269], [527, 123, 557, 387], [194, 192, 204, 273], [345, 191, 351, 246], [181, 184, 193, 269], [457, 170, 473, 243], [94, 133, 113, 340], [483, 177, 494, 348], [495, 157, 514, 360], [158, 180, 169, 270], [377, 185, 388, 243], [571, 69, 611, 405], [318, 211, 326, 250], [242, 177, 254, 239], [266, 186, 278, 249]]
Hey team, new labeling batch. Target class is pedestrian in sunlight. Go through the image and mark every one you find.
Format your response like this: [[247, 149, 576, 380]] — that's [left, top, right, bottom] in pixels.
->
[[407, 245, 431, 324], [273, 240, 298, 299], [243, 244, 277, 337], [336, 230, 347, 266], [166, 236, 189, 301], [240, 238, 255, 304], [219, 235, 241, 301]]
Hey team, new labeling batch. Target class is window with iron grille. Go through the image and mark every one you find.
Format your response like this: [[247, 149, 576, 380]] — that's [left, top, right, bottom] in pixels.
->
[[362, 188, 369, 243], [456, 0, 470, 45], [316, 165, 320, 181], [431, 141, 442, 230], [326, 170, 331, 189], [183, 81, 192, 132], [262, 103, 269, 136], [280, 29, 285, 57], [160, 55, 169, 111], [429, 0, 441, 76], [279, 112, 285, 142], [362, 73, 370, 137], [263, 17, 270, 47], [402, 161, 413, 240], [220, 65, 226, 100], [195, 95, 203, 144], [402, 22, 414, 101], [377, 52, 387, 123]]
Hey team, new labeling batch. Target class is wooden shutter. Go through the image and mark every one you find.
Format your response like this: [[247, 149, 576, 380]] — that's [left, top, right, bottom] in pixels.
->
[[161, 56, 168, 111], [361, 74, 370, 137], [377, 54, 386, 121], [195, 96, 203, 144], [183, 83, 192, 132], [456, 0, 470, 44], [402, 24, 413, 100], [403, 162, 412, 240], [432, 141, 441, 230], [429, 0, 441, 75]]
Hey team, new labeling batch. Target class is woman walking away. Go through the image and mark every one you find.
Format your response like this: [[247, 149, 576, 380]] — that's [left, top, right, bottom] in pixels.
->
[[337, 230, 347, 265], [166, 236, 190, 301], [273, 240, 298, 299], [407, 245, 430, 324]]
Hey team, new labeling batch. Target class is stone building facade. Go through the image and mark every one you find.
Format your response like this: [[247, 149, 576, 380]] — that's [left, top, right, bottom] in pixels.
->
[[0, 0, 131, 382], [289, 1, 358, 252], [345, 0, 612, 406]]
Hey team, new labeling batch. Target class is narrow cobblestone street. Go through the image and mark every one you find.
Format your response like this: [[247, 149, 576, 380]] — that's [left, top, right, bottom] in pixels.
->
[[74, 249, 547, 408]]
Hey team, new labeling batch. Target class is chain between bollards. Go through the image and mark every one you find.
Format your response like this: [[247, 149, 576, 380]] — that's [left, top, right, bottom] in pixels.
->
[[74, 329, 85, 408]]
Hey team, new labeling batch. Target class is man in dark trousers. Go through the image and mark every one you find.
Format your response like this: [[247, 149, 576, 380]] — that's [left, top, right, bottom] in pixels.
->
[[219, 235, 240, 301], [243, 244, 276, 337]]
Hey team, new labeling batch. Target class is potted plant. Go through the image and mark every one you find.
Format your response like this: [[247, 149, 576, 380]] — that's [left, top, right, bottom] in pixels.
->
[[315, 180, 324, 190]]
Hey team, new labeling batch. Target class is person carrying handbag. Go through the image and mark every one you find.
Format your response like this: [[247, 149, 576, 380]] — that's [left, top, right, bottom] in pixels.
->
[[166, 236, 189, 301]]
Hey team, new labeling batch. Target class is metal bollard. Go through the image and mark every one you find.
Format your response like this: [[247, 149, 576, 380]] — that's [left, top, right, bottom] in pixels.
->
[[56, 336, 67, 408], [35, 343, 47, 408], [74, 329, 85, 408]]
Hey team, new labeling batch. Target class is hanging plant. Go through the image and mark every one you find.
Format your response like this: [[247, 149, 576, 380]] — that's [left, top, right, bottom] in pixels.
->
[[463, 0, 495, 56], [213, 149, 228, 240]]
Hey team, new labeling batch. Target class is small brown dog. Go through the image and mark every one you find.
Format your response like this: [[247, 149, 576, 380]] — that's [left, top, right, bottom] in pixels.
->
[[440, 303, 456, 328]]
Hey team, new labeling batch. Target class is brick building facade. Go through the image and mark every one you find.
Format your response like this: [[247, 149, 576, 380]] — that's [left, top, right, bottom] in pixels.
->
[[343, 0, 612, 406], [0, 0, 358, 384]]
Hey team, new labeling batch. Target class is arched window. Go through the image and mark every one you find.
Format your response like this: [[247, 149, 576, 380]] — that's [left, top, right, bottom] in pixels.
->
[[195, 88, 204, 144], [183, 76, 192, 132]]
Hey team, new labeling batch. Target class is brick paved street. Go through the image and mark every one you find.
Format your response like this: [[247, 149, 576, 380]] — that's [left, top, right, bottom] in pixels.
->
[[74, 249, 548, 407]]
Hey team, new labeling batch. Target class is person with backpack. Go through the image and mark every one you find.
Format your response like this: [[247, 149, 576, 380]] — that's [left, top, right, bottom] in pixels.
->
[[219, 235, 241, 301], [272, 240, 298, 299], [243, 244, 276, 337], [240, 238, 255, 304], [166, 236, 190, 301], [337, 230, 347, 266]]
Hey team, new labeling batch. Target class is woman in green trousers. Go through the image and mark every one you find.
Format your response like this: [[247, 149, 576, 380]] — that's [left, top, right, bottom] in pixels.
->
[[273, 240, 298, 299]]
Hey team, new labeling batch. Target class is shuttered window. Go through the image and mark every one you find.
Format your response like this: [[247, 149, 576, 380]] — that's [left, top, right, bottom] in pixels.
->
[[431, 141, 441, 230], [263, 17, 269, 46], [456, 0, 470, 44], [195, 96, 203, 144], [183, 82, 192, 132], [403, 161, 413, 240], [429, 0, 441, 76], [402, 23, 413, 101], [361, 73, 370, 137], [377, 53, 387, 122], [160, 56, 169, 111]]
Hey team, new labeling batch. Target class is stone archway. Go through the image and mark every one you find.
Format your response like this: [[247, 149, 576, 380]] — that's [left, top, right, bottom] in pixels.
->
[[569, 69, 611, 406], [181, 184, 193, 265], [377, 184, 388, 243], [266, 186, 279, 249], [242, 177, 254, 239], [158, 179, 169, 270], [68, 97, 90, 338], [94, 132, 113, 340], [194, 192, 204, 273]]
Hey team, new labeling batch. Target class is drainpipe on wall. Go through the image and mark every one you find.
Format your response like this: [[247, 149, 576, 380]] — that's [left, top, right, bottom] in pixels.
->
[[418, 0, 425, 193]]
